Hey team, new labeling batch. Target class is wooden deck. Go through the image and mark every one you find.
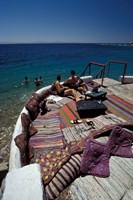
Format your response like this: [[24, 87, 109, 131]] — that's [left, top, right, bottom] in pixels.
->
[[55, 78, 133, 200], [58, 137, 133, 200], [94, 78, 133, 105]]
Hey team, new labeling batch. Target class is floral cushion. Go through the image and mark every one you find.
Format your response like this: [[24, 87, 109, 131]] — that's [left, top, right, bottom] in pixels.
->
[[35, 147, 70, 185]]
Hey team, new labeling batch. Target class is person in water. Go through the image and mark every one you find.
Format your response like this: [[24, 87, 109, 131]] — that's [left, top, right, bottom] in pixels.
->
[[55, 74, 80, 101], [34, 78, 41, 86], [38, 76, 43, 84], [22, 76, 29, 85]]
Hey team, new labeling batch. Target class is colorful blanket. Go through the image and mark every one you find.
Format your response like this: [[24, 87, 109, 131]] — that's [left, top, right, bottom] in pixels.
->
[[104, 94, 133, 122], [29, 110, 64, 158], [59, 100, 80, 128], [62, 114, 125, 143]]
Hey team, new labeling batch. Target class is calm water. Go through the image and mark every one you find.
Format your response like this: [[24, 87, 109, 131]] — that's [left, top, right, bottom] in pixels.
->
[[0, 43, 133, 128]]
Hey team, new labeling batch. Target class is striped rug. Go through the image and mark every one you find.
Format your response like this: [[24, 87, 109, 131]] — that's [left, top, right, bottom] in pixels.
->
[[29, 110, 64, 158], [62, 114, 125, 143], [103, 94, 133, 122], [59, 100, 80, 128]]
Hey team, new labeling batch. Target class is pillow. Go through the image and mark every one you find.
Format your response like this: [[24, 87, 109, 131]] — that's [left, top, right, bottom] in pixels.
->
[[14, 133, 29, 166], [29, 123, 38, 136], [80, 139, 110, 178], [45, 154, 82, 200], [36, 147, 70, 185], [40, 89, 51, 100], [107, 126, 133, 158], [21, 113, 30, 133], [21, 113, 38, 136], [25, 93, 41, 121]]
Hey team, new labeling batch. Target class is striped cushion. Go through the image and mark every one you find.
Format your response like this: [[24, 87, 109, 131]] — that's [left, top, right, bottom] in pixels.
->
[[45, 154, 82, 200]]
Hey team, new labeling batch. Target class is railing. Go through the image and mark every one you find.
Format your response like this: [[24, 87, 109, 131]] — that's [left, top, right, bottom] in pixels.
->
[[80, 62, 106, 85], [80, 60, 128, 85], [106, 60, 128, 84]]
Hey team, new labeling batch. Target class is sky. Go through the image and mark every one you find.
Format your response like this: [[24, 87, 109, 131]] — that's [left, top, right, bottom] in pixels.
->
[[0, 0, 133, 43]]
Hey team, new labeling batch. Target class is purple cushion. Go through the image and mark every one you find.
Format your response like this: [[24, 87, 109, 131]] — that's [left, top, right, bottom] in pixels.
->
[[80, 139, 110, 177], [107, 126, 133, 158]]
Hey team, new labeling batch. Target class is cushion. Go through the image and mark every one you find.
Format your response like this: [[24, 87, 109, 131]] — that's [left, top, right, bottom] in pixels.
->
[[40, 89, 51, 100], [25, 93, 42, 121], [45, 154, 82, 200], [107, 126, 133, 157], [80, 139, 110, 177], [29, 123, 38, 136], [21, 113, 38, 136], [14, 133, 29, 166], [36, 147, 70, 185]]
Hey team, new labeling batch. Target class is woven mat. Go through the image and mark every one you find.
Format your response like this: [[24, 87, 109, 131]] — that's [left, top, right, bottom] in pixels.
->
[[104, 94, 133, 122], [29, 110, 64, 158], [59, 100, 80, 128], [62, 114, 125, 143]]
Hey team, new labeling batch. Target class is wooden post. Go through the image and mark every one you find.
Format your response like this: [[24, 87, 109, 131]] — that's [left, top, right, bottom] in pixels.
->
[[121, 63, 127, 84], [101, 66, 105, 86], [89, 64, 91, 75]]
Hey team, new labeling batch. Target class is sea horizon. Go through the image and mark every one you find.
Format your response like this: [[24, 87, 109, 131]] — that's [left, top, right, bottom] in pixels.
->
[[0, 42, 132, 45]]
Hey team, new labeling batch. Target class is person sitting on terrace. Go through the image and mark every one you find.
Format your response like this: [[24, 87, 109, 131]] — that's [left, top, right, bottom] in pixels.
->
[[63, 70, 89, 94], [55, 74, 80, 101]]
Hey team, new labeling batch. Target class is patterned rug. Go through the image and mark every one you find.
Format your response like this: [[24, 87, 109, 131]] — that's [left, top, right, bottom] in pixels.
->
[[62, 114, 125, 143], [29, 110, 64, 158], [103, 94, 133, 122], [59, 100, 80, 128]]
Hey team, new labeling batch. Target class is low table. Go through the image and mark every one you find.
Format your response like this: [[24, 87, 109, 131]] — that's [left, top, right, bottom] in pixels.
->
[[76, 99, 107, 118]]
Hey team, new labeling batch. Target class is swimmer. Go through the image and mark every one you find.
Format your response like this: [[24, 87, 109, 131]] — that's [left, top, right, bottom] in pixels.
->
[[22, 77, 29, 85], [38, 76, 43, 84], [34, 78, 41, 86]]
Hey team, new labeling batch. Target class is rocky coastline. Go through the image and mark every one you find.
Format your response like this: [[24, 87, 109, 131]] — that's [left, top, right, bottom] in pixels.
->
[[0, 102, 23, 198]]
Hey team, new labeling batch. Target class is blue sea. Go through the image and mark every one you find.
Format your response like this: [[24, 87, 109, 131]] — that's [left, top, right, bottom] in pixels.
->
[[0, 43, 133, 128]]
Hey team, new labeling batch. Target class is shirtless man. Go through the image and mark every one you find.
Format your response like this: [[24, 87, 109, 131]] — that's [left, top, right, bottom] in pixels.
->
[[63, 70, 89, 94], [55, 74, 80, 101]]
